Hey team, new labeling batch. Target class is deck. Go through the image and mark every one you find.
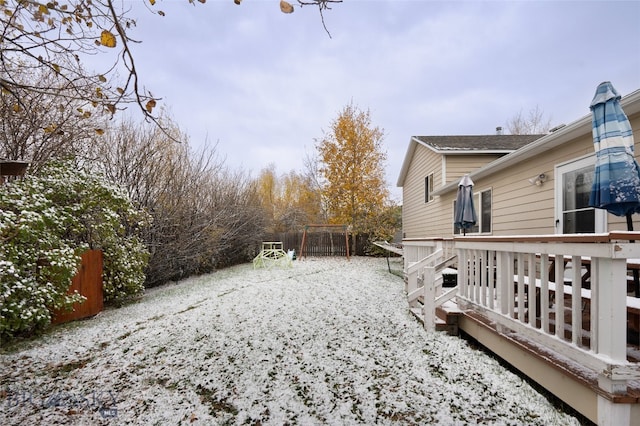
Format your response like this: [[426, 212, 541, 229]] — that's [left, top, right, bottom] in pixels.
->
[[402, 233, 640, 426]]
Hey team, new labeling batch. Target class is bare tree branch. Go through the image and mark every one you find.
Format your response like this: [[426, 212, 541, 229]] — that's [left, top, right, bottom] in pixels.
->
[[297, 0, 342, 38], [1, 0, 344, 135]]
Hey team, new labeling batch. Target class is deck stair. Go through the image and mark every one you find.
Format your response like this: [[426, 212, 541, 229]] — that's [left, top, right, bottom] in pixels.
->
[[406, 249, 458, 330]]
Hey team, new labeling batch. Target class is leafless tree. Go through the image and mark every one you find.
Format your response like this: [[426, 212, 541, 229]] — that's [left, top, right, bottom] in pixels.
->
[[506, 105, 552, 135], [0, 66, 104, 170], [204, 168, 266, 268], [0, 1, 154, 124], [297, 0, 343, 37], [0, 0, 343, 133], [302, 151, 330, 223], [93, 117, 265, 285]]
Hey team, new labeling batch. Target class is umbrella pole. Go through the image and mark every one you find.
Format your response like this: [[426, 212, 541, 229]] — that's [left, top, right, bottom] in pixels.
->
[[627, 213, 640, 297]]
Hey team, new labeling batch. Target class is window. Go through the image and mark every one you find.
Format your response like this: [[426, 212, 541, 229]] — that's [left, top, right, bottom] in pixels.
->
[[555, 156, 605, 234], [425, 174, 434, 203], [453, 188, 492, 234]]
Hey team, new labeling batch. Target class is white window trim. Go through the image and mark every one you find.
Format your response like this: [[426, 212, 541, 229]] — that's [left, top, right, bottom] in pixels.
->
[[554, 155, 606, 234], [425, 173, 434, 203], [453, 187, 492, 235]]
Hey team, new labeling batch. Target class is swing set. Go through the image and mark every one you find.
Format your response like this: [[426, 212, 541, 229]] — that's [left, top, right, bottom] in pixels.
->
[[299, 224, 350, 260]]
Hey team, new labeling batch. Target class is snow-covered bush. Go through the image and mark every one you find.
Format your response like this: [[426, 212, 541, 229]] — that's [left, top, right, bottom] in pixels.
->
[[0, 161, 150, 341], [0, 195, 83, 339]]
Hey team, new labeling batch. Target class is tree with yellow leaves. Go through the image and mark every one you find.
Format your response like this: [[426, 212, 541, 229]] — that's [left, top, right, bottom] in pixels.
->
[[255, 164, 322, 233], [316, 102, 389, 253]]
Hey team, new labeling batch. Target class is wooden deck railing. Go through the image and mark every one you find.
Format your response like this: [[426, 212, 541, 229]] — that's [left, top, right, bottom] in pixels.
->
[[402, 238, 450, 266], [451, 233, 640, 388], [404, 233, 640, 424]]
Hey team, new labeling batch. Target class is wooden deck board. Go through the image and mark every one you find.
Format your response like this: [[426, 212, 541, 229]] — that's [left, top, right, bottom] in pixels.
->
[[411, 303, 640, 405], [461, 309, 640, 403]]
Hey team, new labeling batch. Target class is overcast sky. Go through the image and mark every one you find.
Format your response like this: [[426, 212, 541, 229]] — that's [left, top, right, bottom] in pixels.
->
[[119, 0, 640, 202]]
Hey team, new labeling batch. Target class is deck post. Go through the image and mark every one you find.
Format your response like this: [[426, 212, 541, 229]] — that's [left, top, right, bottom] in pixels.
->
[[593, 256, 628, 363], [407, 268, 418, 307], [554, 253, 566, 339], [496, 251, 508, 315], [593, 255, 632, 426], [457, 249, 468, 298], [423, 265, 436, 330], [597, 393, 631, 426], [425, 235, 640, 424]]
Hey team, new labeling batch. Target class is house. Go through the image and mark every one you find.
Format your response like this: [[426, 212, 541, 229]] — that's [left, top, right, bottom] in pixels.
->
[[396, 87, 640, 426], [398, 89, 640, 240], [397, 133, 544, 239]]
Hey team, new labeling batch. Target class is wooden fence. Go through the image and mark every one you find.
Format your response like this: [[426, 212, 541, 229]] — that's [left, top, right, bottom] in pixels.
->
[[265, 232, 370, 257], [51, 250, 104, 324]]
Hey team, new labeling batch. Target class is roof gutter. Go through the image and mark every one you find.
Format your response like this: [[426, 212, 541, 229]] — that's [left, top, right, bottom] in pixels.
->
[[431, 88, 640, 197], [436, 149, 516, 155]]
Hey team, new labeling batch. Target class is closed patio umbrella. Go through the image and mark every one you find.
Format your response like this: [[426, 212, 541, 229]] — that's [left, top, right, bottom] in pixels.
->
[[454, 174, 477, 236], [588, 81, 640, 227], [588, 81, 640, 295]]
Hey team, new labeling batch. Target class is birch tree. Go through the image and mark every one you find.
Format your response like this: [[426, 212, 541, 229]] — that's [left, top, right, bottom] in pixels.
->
[[316, 102, 389, 252]]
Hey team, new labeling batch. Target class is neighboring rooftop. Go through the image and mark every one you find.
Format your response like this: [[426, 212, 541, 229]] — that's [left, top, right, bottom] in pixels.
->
[[413, 134, 545, 152], [397, 133, 546, 187]]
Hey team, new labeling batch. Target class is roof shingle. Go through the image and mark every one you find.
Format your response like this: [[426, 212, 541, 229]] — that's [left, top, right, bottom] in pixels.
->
[[413, 134, 544, 152]]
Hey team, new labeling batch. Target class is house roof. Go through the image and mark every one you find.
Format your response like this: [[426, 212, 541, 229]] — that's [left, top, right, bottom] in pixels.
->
[[413, 134, 544, 152], [396, 134, 544, 187], [430, 87, 640, 197]]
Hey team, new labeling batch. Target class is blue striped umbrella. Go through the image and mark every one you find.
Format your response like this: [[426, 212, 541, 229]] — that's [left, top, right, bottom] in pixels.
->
[[588, 81, 640, 227], [454, 174, 477, 235]]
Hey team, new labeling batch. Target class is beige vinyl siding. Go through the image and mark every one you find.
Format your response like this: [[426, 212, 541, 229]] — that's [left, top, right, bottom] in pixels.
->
[[431, 132, 598, 237], [424, 197, 455, 237], [447, 110, 640, 236], [490, 172, 556, 235], [468, 133, 592, 236], [403, 153, 507, 238], [401, 144, 444, 238], [400, 102, 639, 239], [444, 154, 503, 184]]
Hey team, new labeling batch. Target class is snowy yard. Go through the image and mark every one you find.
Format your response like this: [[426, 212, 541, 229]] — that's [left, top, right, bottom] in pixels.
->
[[0, 257, 581, 425]]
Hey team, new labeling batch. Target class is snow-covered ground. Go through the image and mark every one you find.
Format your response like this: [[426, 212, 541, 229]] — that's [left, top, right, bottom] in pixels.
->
[[0, 257, 581, 425]]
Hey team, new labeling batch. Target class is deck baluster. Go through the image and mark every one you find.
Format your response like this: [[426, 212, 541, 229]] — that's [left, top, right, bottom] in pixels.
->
[[528, 253, 537, 327], [540, 254, 550, 333], [571, 255, 582, 347], [488, 250, 495, 310], [554, 253, 565, 339]]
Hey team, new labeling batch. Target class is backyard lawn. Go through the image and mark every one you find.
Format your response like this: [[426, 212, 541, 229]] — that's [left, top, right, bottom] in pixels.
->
[[0, 257, 581, 425]]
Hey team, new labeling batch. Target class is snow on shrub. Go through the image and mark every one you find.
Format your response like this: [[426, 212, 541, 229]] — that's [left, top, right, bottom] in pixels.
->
[[0, 161, 150, 341]]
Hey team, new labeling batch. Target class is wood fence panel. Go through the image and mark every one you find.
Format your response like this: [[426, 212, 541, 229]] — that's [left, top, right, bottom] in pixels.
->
[[266, 232, 369, 256], [52, 250, 103, 324]]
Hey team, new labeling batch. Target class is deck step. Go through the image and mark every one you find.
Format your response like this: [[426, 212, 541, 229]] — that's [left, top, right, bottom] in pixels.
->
[[410, 305, 460, 335]]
